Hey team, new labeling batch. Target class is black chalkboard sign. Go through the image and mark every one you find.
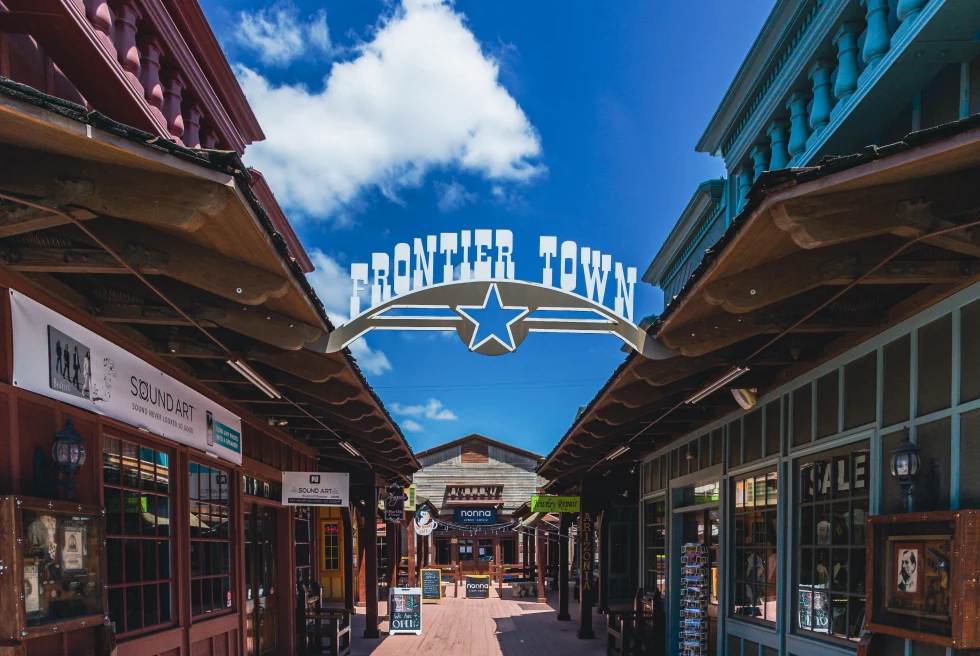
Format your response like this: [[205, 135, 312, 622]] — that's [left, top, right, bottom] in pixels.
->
[[465, 575, 491, 599], [388, 588, 422, 635], [421, 569, 442, 604]]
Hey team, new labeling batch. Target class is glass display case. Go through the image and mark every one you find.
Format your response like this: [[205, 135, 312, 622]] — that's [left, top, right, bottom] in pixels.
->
[[0, 496, 106, 640]]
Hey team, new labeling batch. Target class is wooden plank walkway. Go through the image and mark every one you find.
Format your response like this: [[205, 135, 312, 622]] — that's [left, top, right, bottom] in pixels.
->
[[349, 586, 607, 656]]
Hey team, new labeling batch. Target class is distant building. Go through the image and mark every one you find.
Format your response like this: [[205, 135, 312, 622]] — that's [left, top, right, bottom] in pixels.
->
[[413, 434, 546, 571]]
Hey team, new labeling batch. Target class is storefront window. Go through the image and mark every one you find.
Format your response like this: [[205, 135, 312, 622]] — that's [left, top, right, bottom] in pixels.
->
[[643, 498, 666, 595], [732, 471, 778, 623], [795, 443, 869, 642], [189, 462, 233, 617], [103, 436, 174, 636], [435, 537, 451, 565]]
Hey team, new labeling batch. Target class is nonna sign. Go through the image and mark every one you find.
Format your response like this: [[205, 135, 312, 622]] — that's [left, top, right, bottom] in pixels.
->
[[454, 508, 497, 525]]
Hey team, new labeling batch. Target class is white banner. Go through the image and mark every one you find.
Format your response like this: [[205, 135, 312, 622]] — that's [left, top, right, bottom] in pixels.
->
[[282, 472, 349, 506], [10, 290, 242, 464]]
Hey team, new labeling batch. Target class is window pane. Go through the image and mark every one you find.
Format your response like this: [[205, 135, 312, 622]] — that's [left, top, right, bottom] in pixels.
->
[[917, 417, 951, 511], [960, 409, 980, 508], [765, 401, 780, 457], [882, 335, 911, 426], [816, 372, 839, 439], [917, 314, 952, 416], [793, 384, 812, 446], [729, 421, 742, 468], [843, 352, 876, 430], [744, 411, 762, 463], [732, 470, 778, 625], [711, 430, 722, 466], [961, 299, 980, 403]]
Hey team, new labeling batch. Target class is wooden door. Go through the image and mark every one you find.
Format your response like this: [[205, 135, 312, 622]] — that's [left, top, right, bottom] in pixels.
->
[[319, 507, 345, 601], [246, 504, 279, 656], [458, 538, 475, 572]]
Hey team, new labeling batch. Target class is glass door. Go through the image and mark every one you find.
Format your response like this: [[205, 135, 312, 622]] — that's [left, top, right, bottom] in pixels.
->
[[245, 504, 279, 656], [477, 538, 494, 573], [458, 538, 475, 572]]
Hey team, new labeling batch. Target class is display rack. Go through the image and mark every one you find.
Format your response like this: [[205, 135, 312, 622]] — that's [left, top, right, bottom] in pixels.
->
[[680, 542, 708, 655]]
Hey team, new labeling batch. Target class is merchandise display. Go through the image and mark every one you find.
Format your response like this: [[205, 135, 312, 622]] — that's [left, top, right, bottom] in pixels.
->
[[680, 542, 709, 655]]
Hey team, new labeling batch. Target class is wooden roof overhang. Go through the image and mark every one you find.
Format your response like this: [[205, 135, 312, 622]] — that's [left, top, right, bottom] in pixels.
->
[[0, 81, 418, 481], [540, 116, 980, 482]]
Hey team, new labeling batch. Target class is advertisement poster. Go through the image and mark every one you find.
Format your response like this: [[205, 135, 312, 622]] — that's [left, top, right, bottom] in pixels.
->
[[389, 588, 422, 635], [282, 472, 349, 506], [24, 562, 40, 613], [10, 291, 242, 465], [62, 525, 84, 571]]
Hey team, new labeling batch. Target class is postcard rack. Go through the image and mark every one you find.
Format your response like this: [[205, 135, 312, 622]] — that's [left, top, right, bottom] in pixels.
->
[[680, 542, 708, 655]]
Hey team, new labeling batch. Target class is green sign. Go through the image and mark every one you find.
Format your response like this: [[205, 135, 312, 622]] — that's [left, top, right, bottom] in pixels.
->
[[530, 495, 580, 513]]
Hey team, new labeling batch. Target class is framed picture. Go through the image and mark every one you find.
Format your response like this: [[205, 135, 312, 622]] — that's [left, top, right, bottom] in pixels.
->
[[61, 521, 86, 572], [893, 541, 922, 599]]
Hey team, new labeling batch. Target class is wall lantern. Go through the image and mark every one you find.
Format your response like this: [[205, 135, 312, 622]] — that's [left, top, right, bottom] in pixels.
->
[[889, 428, 920, 509], [52, 414, 86, 499]]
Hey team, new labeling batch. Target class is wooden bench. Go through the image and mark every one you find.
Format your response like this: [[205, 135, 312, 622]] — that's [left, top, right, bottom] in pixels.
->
[[606, 588, 664, 656]]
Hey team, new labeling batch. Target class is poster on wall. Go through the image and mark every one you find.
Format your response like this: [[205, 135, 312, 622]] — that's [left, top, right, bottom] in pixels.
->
[[282, 472, 349, 506], [10, 290, 242, 464]]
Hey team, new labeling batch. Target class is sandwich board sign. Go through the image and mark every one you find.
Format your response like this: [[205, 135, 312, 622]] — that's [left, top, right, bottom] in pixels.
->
[[326, 230, 678, 360], [420, 569, 442, 604], [465, 575, 491, 599], [389, 587, 422, 635]]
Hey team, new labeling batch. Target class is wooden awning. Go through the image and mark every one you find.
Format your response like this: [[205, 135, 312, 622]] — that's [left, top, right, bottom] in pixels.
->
[[0, 80, 418, 480], [540, 116, 980, 481]]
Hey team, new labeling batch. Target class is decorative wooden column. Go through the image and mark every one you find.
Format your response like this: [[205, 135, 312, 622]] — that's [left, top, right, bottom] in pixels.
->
[[806, 59, 834, 147], [161, 69, 185, 140], [749, 143, 769, 182], [785, 91, 810, 163], [362, 486, 380, 639], [735, 166, 752, 212], [137, 35, 164, 111], [577, 482, 596, 640], [893, 0, 928, 46], [859, 0, 891, 85], [766, 119, 790, 172], [557, 512, 571, 621], [110, 0, 140, 78], [535, 526, 547, 603], [831, 23, 862, 119], [342, 507, 355, 611], [406, 511, 417, 586]]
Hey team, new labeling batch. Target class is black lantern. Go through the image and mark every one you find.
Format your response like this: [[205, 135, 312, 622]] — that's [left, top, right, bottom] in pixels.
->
[[52, 414, 86, 499], [889, 428, 920, 509]]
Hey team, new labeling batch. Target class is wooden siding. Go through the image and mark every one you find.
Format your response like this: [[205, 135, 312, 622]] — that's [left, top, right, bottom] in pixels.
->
[[413, 440, 545, 516]]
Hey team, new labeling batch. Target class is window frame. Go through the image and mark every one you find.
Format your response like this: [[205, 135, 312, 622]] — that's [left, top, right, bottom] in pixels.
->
[[188, 459, 235, 620], [322, 521, 341, 571], [642, 495, 667, 596], [792, 441, 870, 645], [102, 431, 177, 639], [730, 467, 779, 625]]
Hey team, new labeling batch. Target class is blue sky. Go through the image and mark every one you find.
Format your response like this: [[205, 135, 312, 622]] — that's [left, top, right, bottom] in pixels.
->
[[199, 0, 775, 456]]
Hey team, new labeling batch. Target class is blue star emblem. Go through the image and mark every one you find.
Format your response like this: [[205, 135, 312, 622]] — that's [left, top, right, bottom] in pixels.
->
[[455, 284, 529, 352]]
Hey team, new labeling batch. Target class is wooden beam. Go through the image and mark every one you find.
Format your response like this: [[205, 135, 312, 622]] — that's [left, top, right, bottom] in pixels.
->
[[95, 303, 218, 327], [661, 304, 881, 357], [271, 372, 361, 406], [0, 178, 96, 234], [186, 295, 325, 351], [0, 145, 230, 235], [244, 345, 344, 383], [632, 352, 724, 387], [90, 219, 291, 305], [700, 239, 974, 314]]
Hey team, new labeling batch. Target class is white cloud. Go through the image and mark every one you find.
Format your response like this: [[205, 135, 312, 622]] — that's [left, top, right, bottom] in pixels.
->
[[305, 249, 392, 375], [390, 398, 457, 420], [238, 0, 543, 221], [434, 179, 477, 213], [401, 419, 425, 433], [235, 2, 332, 68]]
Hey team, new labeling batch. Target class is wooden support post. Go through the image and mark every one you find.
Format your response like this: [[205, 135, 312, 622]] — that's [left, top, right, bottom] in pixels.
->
[[357, 508, 367, 607], [386, 522, 397, 594], [558, 512, 571, 621], [535, 526, 547, 603], [578, 481, 596, 640], [598, 510, 609, 613], [406, 511, 416, 586], [361, 486, 380, 639], [342, 507, 355, 612]]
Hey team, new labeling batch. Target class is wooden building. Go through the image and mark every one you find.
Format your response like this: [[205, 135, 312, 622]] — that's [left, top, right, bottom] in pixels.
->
[[412, 435, 546, 573], [0, 3, 418, 656], [539, 2, 980, 655]]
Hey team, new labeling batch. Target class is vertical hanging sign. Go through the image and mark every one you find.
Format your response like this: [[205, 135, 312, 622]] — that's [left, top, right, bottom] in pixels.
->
[[580, 512, 594, 597], [384, 484, 406, 523]]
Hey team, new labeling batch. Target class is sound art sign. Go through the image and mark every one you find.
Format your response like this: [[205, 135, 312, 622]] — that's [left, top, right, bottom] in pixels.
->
[[326, 230, 677, 358]]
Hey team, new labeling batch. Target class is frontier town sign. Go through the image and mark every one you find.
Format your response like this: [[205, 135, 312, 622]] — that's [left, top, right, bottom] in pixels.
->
[[326, 230, 677, 359]]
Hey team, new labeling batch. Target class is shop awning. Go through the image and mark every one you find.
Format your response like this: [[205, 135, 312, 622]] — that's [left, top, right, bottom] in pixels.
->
[[0, 78, 418, 480], [540, 115, 980, 483]]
